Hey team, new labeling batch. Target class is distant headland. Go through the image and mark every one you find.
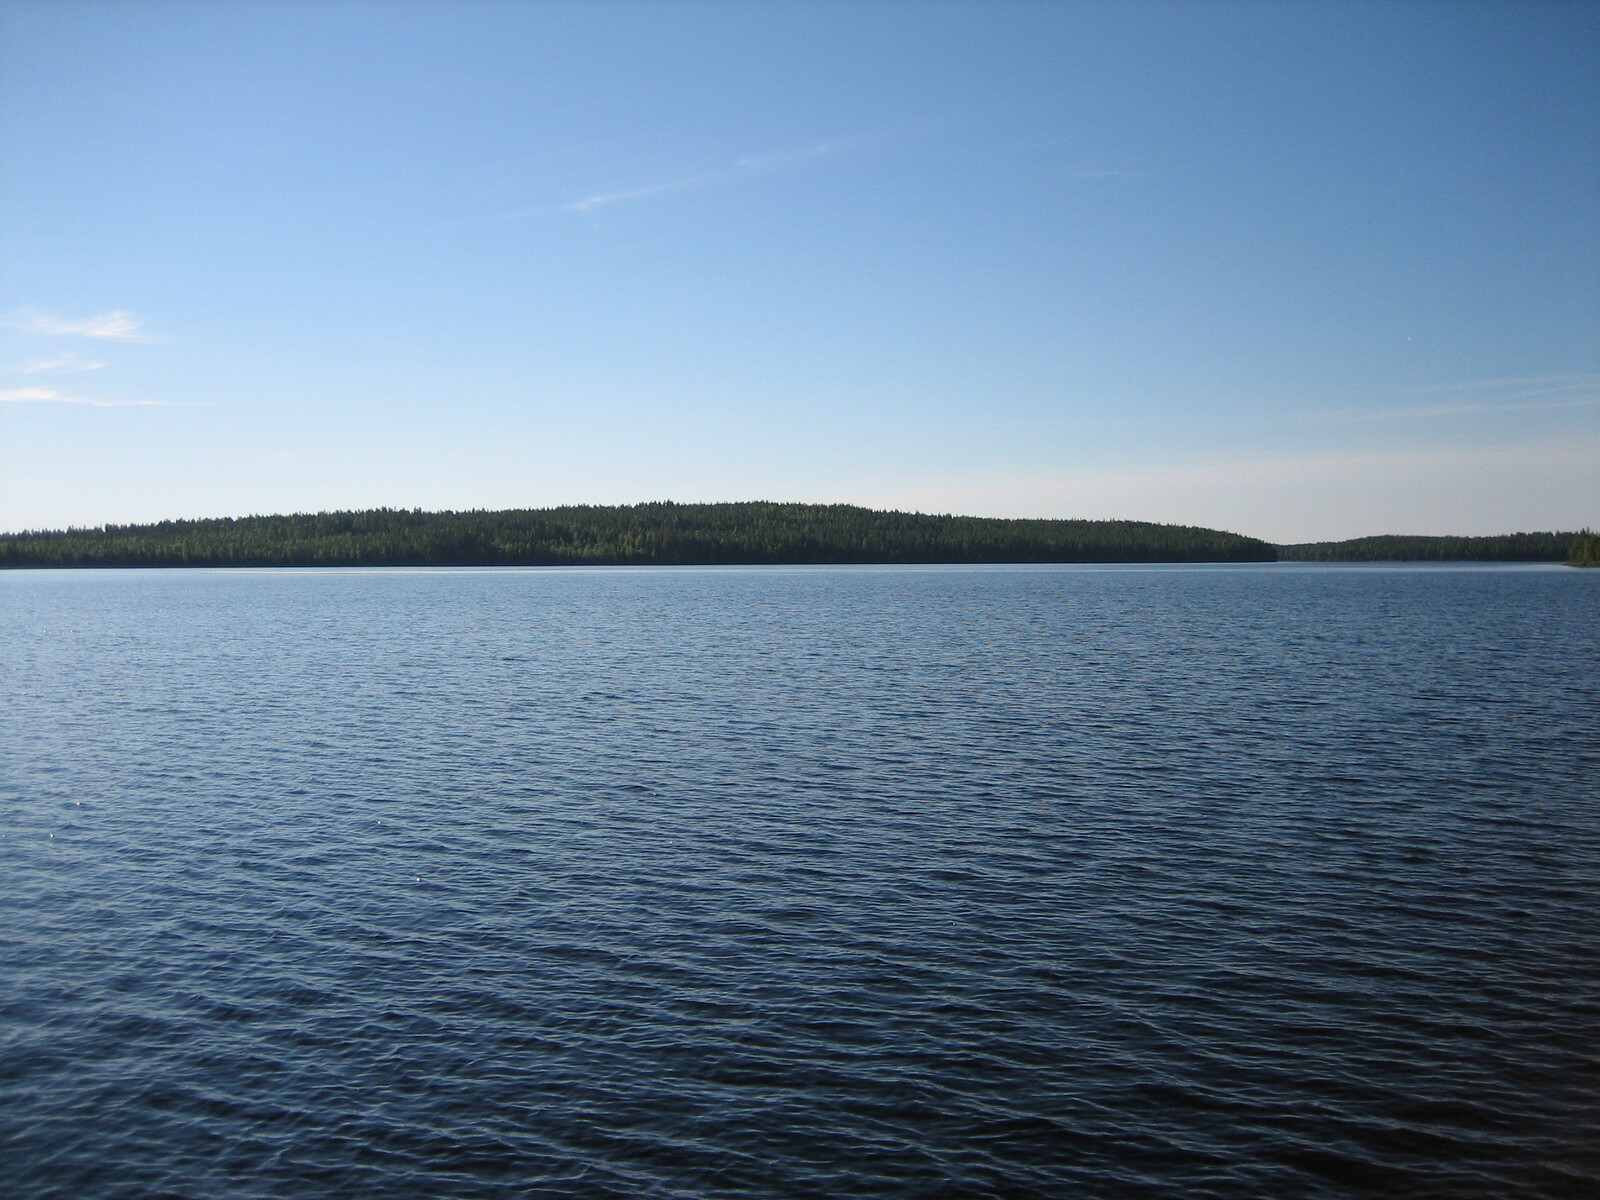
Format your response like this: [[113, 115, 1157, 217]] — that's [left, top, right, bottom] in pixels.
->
[[0, 503, 1592, 568], [1279, 531, 1590, 565], [1565, 530, 1600, 567]]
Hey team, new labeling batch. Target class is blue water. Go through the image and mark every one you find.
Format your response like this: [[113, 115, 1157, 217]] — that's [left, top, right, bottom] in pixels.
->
[[2, 563, 1596, 1198]]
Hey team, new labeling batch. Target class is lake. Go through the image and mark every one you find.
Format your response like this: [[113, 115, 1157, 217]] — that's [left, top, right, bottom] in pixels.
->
[[2, 563, 1596, 1198]]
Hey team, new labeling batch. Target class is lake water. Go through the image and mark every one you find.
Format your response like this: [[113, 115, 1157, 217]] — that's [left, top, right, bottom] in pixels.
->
[[2, 563, 1596, 1198]]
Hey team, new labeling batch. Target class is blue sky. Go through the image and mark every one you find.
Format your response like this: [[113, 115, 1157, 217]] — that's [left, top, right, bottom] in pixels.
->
[[2, 0, 1596, 542]]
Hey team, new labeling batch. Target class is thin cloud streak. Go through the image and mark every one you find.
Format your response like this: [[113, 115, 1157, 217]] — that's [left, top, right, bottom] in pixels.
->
[[4, 308, 159, 342], [0, 386, 200, 408], [861, 435, 1599, 543], [1057, 441, 1596, 499], [17, 355, 107, 374], [879, 438, 1599, 511], [511, 141, 845, 218], [1065, 164, 1155, 180], [1411, 372, 1600, 396], [1332, 395, 1598, 423], [1309, 373, 1600, 424]]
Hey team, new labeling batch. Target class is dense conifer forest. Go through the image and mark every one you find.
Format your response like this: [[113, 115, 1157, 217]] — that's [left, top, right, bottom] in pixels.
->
[[1278, 532, 1581, 562], [0, 502, 1277, 568], [1567, 530, 1600, 567], [5, 505, 1591, 568]]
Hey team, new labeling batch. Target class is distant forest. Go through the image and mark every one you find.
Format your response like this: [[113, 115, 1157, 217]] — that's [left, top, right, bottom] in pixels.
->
[[3, 505, 1590, 569], [1279, 532, 1582, 563], [1567, 531, 1600, 567], [0, 502, 1277, 568]]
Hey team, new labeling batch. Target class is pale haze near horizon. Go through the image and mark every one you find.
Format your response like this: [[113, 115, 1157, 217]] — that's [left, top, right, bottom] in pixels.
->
[[1, 0, 1596, 545]]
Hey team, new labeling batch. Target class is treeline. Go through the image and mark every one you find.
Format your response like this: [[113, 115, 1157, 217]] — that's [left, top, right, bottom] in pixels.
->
[[0, 502, 1278, 568], [1568, 530, 1600, 567], [1279, 532, 1580, 562]]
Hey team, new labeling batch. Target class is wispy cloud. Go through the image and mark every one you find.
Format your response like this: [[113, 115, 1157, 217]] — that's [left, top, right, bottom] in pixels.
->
[[16, 355, 107, 374], [1410, 371, 1600, 396], [1341, 395, 1598, 422], [512, 141, 846, 218], [1310, 373, 1600, 424], [0, 386, 199, 408], [1065, 163, 1155, 181], [861, 435, 1599, 543], [1038, 441, 1596, 497], [4, 308, 160, 342], [910, 444, 1577, 508]]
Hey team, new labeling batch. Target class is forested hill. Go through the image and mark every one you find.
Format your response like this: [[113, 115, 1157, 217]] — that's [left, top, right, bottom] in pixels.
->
[[0, 502, 1276, 568], [1568, 531, 1600, 567], [1278, 532, 1580, 562]]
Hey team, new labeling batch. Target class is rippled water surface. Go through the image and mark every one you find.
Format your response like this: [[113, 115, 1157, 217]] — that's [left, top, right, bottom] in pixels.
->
[[3, 563, 1597, 1198]]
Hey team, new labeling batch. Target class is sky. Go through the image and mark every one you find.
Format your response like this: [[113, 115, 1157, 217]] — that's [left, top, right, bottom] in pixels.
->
[[2, 0, 1596, 543]]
